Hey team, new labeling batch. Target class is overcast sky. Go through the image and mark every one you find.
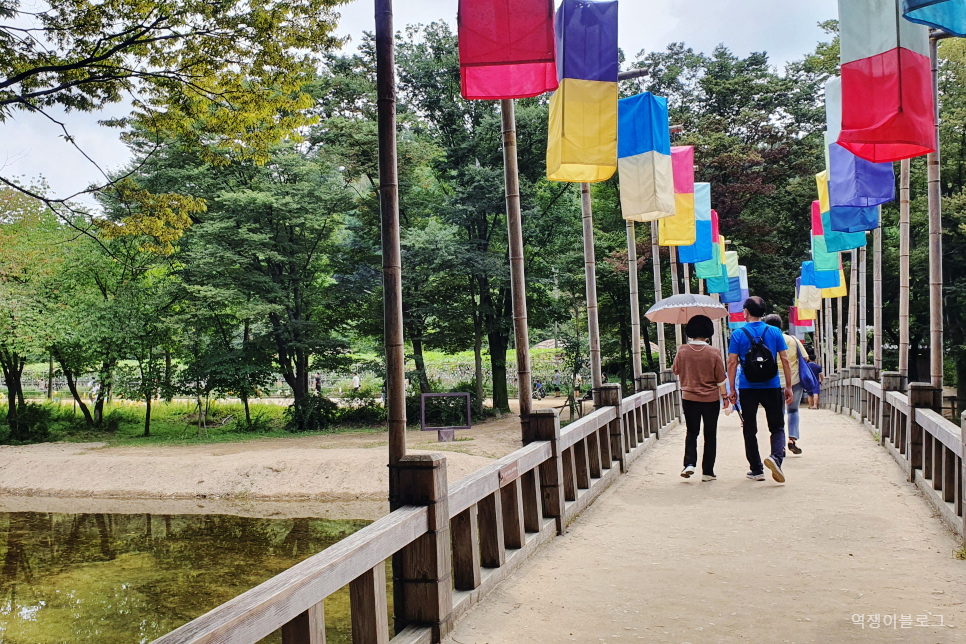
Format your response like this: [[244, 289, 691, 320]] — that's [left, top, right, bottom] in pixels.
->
[[0, 0, 837, 206]]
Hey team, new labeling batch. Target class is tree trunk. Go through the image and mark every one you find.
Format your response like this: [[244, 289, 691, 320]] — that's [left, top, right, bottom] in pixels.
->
[[473, 317, 485, 417], [489, 331, 510, 412], [411, 334, 431, 393], [242, 393, 252, 426], [62, 367, 94, 428], [143, 394, 151, 437], [0, 349, 26, 440], [163, 350, 173, 401]]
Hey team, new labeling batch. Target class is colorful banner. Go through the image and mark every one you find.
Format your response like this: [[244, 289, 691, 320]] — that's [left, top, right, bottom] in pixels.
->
[[547, 0, 619, 183], [903, 0, 966, 37], [838, 0, 935, 162], [797, 277, 823, 310], [802, 260, 843, 290], [458, 0, 557, 100], [677, 183, 713, 262], [821, 270, 849, 298], [815, 175, 870, 248], [618, 92, 675, 221], [824, 77, 895, 213], [659, 146, 697, 246]]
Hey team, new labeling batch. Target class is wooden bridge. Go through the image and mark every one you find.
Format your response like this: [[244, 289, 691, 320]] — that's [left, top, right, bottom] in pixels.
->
[[150, 370, 966, 644]]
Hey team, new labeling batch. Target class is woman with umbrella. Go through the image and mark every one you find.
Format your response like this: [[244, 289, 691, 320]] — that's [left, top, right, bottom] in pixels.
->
[[671, 314, 730, 481]]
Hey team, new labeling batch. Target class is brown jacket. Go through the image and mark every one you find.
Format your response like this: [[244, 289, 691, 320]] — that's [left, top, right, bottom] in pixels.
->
[[672, 342, 726, 403]]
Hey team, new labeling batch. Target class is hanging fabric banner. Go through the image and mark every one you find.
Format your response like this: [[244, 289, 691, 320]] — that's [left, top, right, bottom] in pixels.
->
[[821, 270, 849, 298], [659, 146, 697, 246], [838, 0, 935, 162], [720, 261, 745, 305], [903, 0, 966, 38], [547, 0, 618, 183], [802, 261, 843, 290], [694, 209, 721, 278], [797, 277, 823, 310], [817, 167, 882, 233], [618, 92, 675, 221], [458, 0, 557, 100], [677, 183, 713, 262], [824, 77, 896, 209]]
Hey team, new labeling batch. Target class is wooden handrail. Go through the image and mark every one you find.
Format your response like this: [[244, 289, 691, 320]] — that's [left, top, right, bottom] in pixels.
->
[[559, 406, 618, 450], [150, 381, 683, 644], [152, 505, 428, 644], [916, 408, 964, 458], [448, 441, 552, 516], [886, 391, 910, 415]]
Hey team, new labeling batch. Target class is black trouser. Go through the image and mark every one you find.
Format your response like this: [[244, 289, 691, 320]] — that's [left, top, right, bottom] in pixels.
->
[[683, 399, 720, 476], [738, 388, 786, 474]]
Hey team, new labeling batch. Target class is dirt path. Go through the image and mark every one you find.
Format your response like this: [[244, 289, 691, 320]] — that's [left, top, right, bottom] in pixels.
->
[[444, 408, 966, 644], [0, 398, 572, 507]]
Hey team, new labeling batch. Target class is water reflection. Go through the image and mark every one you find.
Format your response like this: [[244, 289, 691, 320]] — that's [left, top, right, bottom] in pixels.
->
[[0, 512, 372, 644]]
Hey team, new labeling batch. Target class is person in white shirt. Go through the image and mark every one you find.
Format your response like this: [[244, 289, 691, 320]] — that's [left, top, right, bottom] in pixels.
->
[[351, 373, 361, 391]]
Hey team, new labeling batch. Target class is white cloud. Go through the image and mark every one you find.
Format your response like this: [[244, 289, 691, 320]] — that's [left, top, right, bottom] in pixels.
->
[[2, 0, 838, 201]]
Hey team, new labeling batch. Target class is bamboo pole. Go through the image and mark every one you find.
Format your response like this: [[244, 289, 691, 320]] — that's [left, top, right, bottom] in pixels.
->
[[928, 35, 944, 390], [848, 251, 858, 367], [626, 219, 643, 389], [899, 158, 911, 383], [837, 295, 844, 373], [582, 183, 604, 398], [683, 262, 691, 294], [501, 99, 532, 436], [874, 212, 883, 372], [376, 0, 405, 469], [825, 296, 834, 371], [669, 247, 683, 348], [859, 245, 868, 366], [651, 221, 666, 371]]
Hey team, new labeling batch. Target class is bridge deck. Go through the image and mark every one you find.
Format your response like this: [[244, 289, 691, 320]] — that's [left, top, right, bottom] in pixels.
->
[[444, 409, 966, 643]]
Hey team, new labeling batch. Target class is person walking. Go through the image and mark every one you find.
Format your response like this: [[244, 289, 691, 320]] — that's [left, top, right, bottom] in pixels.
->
[[727, 297, 794, 483], [672, 315, 729, 481], [552, 369, 562, 397], [763, 314, 807, 455], [805, 350, 824, 409]]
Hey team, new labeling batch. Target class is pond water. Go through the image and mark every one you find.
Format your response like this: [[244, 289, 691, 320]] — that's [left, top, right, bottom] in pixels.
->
[[0, 511, 389, 644]]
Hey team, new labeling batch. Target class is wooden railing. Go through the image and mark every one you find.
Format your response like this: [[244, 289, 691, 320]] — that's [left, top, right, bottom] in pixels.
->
[[823, 368, 965, 541], [151, 378, 681, 644]]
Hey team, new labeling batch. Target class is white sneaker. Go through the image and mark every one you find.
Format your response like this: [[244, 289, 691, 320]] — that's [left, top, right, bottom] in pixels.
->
[[681, 465, 696, 478], [701, 474, 716, 482]]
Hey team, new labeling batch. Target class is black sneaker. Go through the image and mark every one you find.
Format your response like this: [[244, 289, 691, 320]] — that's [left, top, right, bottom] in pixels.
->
[[764, 456, 785, 483], [788, 442, 802, 455]]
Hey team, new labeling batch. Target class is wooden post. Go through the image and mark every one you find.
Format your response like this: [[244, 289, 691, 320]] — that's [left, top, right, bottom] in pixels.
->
[[669, 247, 683, 348], [478, 490, 504, 568], [880, 371, 902, 445], [928, 35, 944, 390], [640, 372, 660, 440], [874, 214, 883, 372], [581, 183, 603, 401], [501, 99, 532, 438], [961, 410, 966, 541], [651, 221, 666, 372], [598, 384, 625, 472], [899, 158, 911, 384], [282, 603, 326, 644], [500, 476, 526, 550], [375, 0, 405, 471], [529, 409, 566, 535], [450, 505, 481, 591], [859, 245, 868, 366], [390, 454, 453, 639], [847, 251, 858, 367], [908, 383, 941, 483], [350, 564, 389, 644], [683, 262, 691, 294], [626, 220, 643, 389]]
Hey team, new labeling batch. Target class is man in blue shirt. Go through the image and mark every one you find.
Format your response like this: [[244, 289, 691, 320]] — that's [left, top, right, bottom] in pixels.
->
[[727, 296, 794, 483]]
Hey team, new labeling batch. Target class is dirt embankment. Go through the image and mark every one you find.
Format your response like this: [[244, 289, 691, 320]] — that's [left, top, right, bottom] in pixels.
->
[[0, 397, 572, 514]]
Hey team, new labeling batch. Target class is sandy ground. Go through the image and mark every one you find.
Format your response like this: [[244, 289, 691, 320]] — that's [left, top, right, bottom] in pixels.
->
[[444, 408, 966, 644], [0, 397, 574, 514]]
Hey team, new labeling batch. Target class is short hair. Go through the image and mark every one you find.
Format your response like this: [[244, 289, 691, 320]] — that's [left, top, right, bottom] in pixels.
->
[[685, 314, 715, 340], [763, 314, 783, 329], [743, 296, 766, 318]]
